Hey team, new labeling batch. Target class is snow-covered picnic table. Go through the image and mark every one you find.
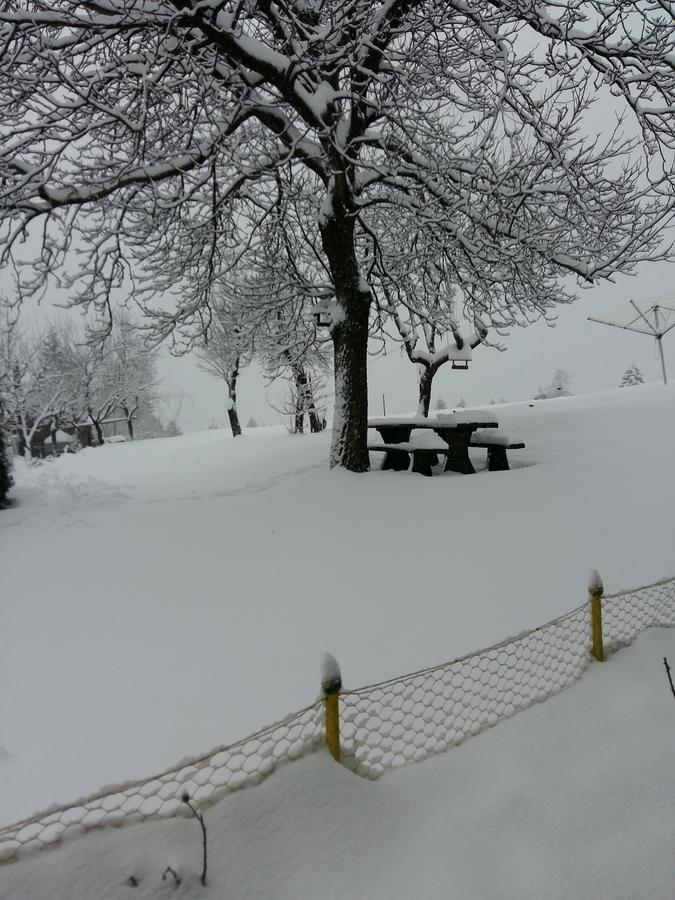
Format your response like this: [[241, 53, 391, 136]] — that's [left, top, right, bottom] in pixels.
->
[[367, 412, 523, 475]]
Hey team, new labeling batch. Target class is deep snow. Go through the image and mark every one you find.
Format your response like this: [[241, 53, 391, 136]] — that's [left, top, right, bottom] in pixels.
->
[[1, 628, 674, 899], [1, 383, 674, 850]]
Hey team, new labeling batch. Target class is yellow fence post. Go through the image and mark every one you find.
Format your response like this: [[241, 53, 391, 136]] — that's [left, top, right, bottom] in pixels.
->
[[321, 653, 342, 762], [589, 570, 604, 662]]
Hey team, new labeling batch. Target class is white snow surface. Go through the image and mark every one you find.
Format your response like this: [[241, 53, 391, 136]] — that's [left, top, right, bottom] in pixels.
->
[[1, 629, 674, 899], [1, 383, 674, 847]]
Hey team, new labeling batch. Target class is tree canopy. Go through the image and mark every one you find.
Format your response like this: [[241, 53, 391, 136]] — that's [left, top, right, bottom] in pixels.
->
[[1, 1, 674, 468]]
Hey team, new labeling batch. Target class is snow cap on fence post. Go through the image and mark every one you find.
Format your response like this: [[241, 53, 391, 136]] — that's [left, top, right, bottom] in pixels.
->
[[320, 653, 342, 762], [321, 652, 342, 695], [588, 569, 605, 662]]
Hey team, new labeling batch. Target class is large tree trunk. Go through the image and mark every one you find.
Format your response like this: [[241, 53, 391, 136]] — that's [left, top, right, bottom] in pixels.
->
[[329, 303, 370, 471], [321, 192, 371, 472]]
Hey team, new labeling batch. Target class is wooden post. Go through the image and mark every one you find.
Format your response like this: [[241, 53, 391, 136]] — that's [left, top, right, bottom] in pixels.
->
[[324, 692, 341, 762], [589, 570, 604, 662], [321, 652, 342, 762]]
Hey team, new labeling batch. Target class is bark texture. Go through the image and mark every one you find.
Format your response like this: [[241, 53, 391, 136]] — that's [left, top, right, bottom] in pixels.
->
[[226, 360, 242, 437], [321, 207, 371, 471]]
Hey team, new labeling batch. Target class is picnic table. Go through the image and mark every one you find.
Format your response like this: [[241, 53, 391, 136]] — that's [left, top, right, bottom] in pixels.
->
[[368, 412, 500, 476]]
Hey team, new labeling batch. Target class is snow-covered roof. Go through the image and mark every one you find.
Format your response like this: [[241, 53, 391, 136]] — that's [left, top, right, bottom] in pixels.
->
[[47, 430, 74, 443]]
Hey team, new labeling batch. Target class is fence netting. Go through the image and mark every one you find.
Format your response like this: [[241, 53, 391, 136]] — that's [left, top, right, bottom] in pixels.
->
[[2, 576, 674, 864], [0, 703, 324, 864]]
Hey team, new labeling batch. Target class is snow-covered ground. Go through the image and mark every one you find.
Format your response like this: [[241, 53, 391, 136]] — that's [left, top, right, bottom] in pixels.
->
[[1, 384, 674, 897]]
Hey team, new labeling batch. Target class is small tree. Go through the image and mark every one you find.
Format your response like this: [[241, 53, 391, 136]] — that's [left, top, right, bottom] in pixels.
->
[[0, 428, 12, 508], [535, 369, 572, 400], [246, 417, 259, 428], [163, 420, 181, 438], [456, 398, 467, 409], [620, 364, 645, 388], [269, 369, 329, 434], [197, 297, 253, 438], [434, 396, 447, 411]]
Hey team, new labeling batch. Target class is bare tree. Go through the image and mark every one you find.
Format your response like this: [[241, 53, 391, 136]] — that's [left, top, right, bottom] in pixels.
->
[[103, 316, 160, 439], [1, 2, 674, 471], [269, 367, 329, 434], [0, 312, 72, 459], [197, 298, 253, 437]]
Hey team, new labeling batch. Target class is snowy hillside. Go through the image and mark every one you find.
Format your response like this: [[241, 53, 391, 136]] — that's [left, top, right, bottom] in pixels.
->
[[1, 383, 674, 897], [2, 628, 674, 900]]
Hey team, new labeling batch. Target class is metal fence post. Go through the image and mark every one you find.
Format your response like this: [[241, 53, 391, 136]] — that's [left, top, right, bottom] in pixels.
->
[[321, 653, 342, 762], [589, 570, 605, 662]]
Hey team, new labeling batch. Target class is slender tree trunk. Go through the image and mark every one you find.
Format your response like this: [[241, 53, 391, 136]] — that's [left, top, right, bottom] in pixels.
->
[[122, 401, 138, 439], [226, 361, 242, 437], [49, 417, 58, 455], [321, 196, 371, 472], [294, 393, 304, 434], [308, 405, 324, 433], [89, 410, 104, 447], [227, 405, 242, 437], [417, 363, 441, 417], [291, 365, 324, 433]]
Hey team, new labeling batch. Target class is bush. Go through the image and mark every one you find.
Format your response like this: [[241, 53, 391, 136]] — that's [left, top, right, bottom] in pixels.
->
[[0, 429, 13, 508]]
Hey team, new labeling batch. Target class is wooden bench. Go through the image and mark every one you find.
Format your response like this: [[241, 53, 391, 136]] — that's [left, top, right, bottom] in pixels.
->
[[368, 434, 525, 475], [469, 431, 525, 472], [368, 415, 500, 476], [367, 442, 448, 476]]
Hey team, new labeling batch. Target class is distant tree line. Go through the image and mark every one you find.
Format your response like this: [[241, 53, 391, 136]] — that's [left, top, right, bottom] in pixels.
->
[[0, 306, 161, 461]]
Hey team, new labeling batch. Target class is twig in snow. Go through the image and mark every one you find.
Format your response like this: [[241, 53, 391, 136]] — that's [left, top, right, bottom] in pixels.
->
[[161, 866, 181, 886], [663, 657, 675, 703], [181, 792, 208, 886]]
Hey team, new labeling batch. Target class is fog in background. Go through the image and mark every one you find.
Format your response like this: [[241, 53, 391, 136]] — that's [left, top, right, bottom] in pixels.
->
[[157, 259, 675, 432]]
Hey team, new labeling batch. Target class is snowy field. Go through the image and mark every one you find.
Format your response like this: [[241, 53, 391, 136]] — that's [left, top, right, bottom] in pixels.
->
[[1, 383, 674, 897], [2, 628, 674, 900]]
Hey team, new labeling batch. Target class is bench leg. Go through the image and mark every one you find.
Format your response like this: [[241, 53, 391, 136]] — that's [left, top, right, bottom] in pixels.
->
[[486, 446, 509, 471], [411, 450, 435, 476], [381, 449, 411, 471]]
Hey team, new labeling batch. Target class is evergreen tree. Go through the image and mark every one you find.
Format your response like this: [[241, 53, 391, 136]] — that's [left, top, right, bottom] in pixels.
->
[[619, 364, 645, 388], [535, 368, 572, 400], [163, 420, 181, 437], [0, 428, 13, 508]]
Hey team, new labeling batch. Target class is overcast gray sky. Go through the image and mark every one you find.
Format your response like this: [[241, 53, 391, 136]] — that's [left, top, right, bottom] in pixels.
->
[[158, 258, 675, 432]]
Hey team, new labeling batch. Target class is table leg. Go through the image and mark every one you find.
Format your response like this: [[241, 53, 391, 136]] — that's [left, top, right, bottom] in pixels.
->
[[441, 429, 475, 475], [375, 425, 414, 472]]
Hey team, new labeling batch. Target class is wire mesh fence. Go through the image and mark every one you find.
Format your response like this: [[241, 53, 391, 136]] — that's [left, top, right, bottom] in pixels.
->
[[1, 575, 673, 865], [0, 703, 324, 864]]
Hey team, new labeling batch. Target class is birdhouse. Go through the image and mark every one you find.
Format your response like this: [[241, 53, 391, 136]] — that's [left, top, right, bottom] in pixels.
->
[[312, 308, 332, 328]]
